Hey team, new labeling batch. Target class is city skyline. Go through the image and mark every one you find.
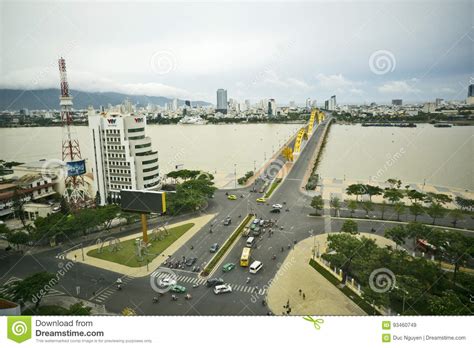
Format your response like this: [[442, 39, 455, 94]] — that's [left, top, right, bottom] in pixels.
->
[[1, 1, 472, 105]]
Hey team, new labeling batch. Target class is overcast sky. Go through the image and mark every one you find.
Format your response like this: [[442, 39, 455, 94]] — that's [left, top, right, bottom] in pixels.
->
[[1, 0, 472, 104]]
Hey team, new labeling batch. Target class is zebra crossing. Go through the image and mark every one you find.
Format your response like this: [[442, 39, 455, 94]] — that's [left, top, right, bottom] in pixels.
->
[[151, 271, 266, 296], [56, 253, 66, 260], [0, 276, 66, 299], [89, 275, 134, 304]]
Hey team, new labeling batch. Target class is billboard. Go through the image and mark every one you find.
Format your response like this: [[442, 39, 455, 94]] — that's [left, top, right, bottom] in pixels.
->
[[120, 189, 167, 214], [66, 160, 86, 177]]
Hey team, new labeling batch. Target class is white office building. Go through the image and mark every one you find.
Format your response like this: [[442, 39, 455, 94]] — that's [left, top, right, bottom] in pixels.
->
[[88, 112, 160, 205]]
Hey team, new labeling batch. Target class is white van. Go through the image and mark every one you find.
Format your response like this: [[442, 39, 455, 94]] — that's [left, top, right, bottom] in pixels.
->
[[249, 260, 263, 274], [246, 237, 255, 248]]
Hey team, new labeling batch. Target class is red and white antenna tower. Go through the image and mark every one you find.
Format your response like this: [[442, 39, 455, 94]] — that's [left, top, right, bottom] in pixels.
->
[[58, 57, 89, 208]]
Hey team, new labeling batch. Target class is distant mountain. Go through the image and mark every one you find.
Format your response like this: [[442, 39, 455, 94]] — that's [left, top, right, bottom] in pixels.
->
[[0, 89, 211, 111]]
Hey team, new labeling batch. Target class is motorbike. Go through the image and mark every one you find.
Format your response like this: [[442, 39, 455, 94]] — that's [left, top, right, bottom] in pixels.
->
[[153, 297, 159, 304], [171, 295, 178, 301]]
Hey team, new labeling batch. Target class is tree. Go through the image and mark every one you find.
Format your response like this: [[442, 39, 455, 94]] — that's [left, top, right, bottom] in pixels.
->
[[448, 209, 464, 228], [329, 196, 341, 216], [427, 203, 446, 225], [441, 231, 474, 283], [67, 302, 92, 315], [365, 185, 383, 202], [311, 195, 324, 215], [425, 192, 452, 206], [383, 188, 404, 204], [12, 188, 27, 227], [347, 200, 358, 218], [7, 231, 30, 250], [341, 219, 358, 234], [455, 196, 474, 211], [409, 202, 424, 222], [0, 224, 10, 238], [379, 200, 388, 220], [394, 202, 405, 221], [96, 205, 121, 232], [7, 272, 56, 309], [346, 184, 366, 201], [361, 201, 374, 217], [387, 178, 402, 189], [384, 226, 408, 249], [427, 290, 470, 315], [94, 191, 101, 207], [406, 190, 426, 204]]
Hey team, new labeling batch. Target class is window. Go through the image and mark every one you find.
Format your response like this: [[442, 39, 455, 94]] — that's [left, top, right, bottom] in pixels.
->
[[143, 165, 158, 173], [135, 143, 151, 149], [142, 158, 158, 165], [128, 127, 144, 133]]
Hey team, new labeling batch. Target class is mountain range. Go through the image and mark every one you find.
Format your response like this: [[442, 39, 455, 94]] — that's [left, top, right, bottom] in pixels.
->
[[0, 89, 211, 111]]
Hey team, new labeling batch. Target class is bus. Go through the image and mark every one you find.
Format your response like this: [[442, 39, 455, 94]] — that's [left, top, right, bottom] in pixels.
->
[[240, 247, 251, 267]]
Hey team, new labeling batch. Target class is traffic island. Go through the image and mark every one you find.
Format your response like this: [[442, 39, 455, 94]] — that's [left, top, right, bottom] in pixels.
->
[[65, 214, 216, 277], [201, 214, 254, 277]]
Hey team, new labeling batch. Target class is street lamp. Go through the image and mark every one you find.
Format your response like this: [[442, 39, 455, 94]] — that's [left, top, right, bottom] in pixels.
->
[[234, 164, 237, 188]]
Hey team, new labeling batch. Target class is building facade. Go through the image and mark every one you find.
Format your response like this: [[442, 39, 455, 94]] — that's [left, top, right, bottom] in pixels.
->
[[88, 112, 160, 205], [216, 89, 228, 114]]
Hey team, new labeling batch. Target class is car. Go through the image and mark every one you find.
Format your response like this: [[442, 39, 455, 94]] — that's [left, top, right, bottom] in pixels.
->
[[259, 220, 265, 227], [210, 243, 219, 253], [223, 217, 231, 226], [185, 257, 197, 266], [159, 277, 177, 287], [227, 194, 237, 200], [170, 285, 186, 293], [214, 284, 232, 295], [222, 263, 236, 272], [206, 278, 224, 287], [270, 208, 281, 213], [250, 223, 257, 230], [252, 226, 261, 236], [253, 218, 260, 224], [256, 197, 266, 203], [272, 204, 283, 209], [249, 261, 263, 274]]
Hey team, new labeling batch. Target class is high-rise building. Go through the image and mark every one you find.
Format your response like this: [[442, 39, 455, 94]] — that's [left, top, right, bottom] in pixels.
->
[[468, 84, 474, 97], [172, 98, 178, 111], [324, 100, 329, 110], [305, 98, 312, 110], [311, 100, 318, 108], [216, 89, 228, 114], [289, 101, 296, 108], [435, 98, 444, 106], [88, 112, 160, 205], [392, 99, 403, 106], [245, 99, 251, 109], [328, 95, 337, 111], [268, 99, 276, 116]]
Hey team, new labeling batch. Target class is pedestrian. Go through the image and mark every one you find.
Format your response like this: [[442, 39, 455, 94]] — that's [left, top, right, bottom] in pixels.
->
[[303, 293, 306, 300], [299, 289, 302, 296]]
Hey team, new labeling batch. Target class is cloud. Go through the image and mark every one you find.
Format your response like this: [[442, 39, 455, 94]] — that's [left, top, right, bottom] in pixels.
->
[[0, 68, 193, 99], [378, 80, 421, 94], [315, 73, 365, 96]]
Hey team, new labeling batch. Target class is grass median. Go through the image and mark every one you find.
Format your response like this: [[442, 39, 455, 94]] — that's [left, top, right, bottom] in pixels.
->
[[201, 214, 254, 276], [264, 178, 282, 198], [87, 223, 194, 267]]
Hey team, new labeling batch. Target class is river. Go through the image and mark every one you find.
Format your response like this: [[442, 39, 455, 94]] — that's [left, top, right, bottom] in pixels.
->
[[0, 123, 302, 188], [317, 124, 474, 190]]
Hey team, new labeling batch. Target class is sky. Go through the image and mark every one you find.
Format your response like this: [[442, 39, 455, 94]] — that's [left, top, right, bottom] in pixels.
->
[[1, 0, 472, 105]]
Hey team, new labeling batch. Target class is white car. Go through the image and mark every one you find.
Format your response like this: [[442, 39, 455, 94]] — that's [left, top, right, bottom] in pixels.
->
[[272, 204, 283, 209], [159, 277, 176, 287], [214, 284, 232, 295]]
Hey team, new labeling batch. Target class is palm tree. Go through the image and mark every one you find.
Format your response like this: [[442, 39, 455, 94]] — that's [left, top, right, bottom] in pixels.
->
[[379, 200, 388, 220], [329, 197, 341, 216], [361, 201, 374, 217]]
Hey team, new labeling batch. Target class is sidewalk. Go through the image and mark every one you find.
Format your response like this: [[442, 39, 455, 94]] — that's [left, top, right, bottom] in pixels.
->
[[32, 295, 114, 315], [266, 232, 396, 315], [65, 214, 216, 278]]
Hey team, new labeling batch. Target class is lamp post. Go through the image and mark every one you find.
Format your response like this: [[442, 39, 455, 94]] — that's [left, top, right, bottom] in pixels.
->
[[234, 164, 237, 188]]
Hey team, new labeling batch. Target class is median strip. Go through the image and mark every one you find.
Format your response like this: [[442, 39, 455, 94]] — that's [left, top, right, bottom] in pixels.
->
[[201, 214, 254, 277]]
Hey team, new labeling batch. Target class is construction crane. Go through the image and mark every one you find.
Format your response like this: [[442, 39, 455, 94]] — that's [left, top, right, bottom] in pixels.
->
[[58, 57, 90, 209]]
